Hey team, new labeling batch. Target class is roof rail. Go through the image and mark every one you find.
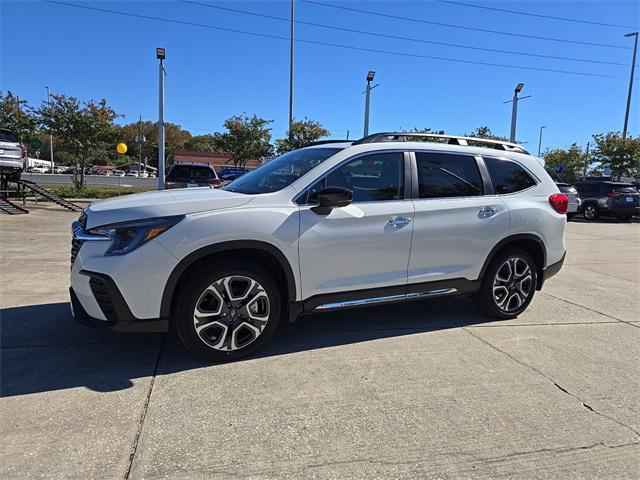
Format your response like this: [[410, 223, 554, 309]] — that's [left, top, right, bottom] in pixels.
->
[[353, 132, 529, 154], [306, 139, 353, 146]]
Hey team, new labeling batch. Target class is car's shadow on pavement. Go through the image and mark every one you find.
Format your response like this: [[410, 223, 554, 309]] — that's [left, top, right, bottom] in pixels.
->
[[1, 297, 488, 397]]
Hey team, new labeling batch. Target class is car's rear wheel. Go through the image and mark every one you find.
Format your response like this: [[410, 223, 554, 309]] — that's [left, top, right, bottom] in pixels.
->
[[582, 203, 599, 221], [567, 213, 575, 221], [474, 248, 537, 319], [175, 259, 281, 362]]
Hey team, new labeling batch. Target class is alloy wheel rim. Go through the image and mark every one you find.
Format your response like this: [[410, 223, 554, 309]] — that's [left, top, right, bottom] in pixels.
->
[[492, 257, 533, 313], [193, 275, 270, 351], [584, 206, 595, 219]]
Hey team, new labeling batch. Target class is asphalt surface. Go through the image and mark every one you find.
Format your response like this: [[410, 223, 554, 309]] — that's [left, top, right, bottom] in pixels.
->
[[22, 172, 158, 188], [1, 203, 639, 479]]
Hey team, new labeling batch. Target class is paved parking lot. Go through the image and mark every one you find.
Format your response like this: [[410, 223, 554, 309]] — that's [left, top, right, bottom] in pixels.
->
[[1, 204, 639, 479]]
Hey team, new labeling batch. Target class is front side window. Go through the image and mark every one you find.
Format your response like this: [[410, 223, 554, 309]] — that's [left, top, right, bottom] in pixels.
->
[[224, 147, 343, 194], [307, 152, 404, 203], [485, 157, 536, 194], [416, 152, 483, 198]]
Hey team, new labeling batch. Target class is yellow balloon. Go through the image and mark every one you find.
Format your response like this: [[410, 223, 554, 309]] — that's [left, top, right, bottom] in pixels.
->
[[116, 143, 128, 155]]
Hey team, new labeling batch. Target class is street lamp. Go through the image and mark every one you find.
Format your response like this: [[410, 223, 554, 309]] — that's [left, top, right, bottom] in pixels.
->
[[537, 126, 546, 157], [504, 82, 532, 143], [45, 86, 54, 173], [156, 48, 165, 189], [622, 32, 638, 140], [363, 70, 378, 137]]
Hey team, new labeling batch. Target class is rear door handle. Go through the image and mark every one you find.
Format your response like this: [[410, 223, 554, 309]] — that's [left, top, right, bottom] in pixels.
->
[[478, 207, 497, 219], [388, 216, 412, 227]]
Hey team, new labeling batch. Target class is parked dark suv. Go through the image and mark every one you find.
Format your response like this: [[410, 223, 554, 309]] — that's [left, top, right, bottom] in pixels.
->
[[573, 181, 639, 221], [165, 163, 221, 189]]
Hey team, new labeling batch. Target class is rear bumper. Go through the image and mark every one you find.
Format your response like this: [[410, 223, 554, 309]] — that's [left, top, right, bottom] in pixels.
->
[[539, 253, 565, 288], [605, 205, 640, 216], [70, 271, 169, 333]]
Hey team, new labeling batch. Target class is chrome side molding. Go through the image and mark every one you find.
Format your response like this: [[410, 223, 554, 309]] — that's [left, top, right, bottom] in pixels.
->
[[314, 288, 458, 310]]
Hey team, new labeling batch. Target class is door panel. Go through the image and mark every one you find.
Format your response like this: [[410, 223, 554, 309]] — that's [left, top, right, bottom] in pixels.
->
[[299, 201, 414, 298]]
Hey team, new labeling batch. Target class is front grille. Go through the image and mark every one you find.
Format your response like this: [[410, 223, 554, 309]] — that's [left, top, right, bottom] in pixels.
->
[[89, 276, 117, 322], [71, 238, 85, 265]]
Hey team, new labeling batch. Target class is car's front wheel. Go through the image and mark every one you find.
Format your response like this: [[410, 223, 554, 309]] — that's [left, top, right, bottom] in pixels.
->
[[474, 248, 537, 319], [175, 259, 281, 362]]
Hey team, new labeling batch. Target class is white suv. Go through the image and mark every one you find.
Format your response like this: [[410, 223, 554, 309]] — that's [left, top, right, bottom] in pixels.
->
[[70, 133, 568, 361]]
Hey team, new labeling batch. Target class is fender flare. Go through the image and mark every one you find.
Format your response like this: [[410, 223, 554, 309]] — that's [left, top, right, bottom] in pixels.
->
[[478, 233, 547, 285], [160, 240, 297, 319]]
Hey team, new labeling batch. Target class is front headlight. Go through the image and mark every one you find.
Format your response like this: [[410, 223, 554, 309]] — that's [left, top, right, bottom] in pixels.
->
[[88, 215, 183, 255]]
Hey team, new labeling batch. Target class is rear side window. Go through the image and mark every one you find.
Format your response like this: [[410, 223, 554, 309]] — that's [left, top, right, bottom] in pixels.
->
[[168, 165, 214, 180], [0, 130, 19, 143], [485, 158, 536, 194], [415, 153, 483, 198], [612, 186, 636, 193]]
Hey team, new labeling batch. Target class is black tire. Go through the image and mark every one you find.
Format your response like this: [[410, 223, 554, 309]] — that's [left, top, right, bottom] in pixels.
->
[[582, 203, 599, 221], [175, 259, 282, 362], [473, 248, 537, 320], [566, 213, 575, 221]]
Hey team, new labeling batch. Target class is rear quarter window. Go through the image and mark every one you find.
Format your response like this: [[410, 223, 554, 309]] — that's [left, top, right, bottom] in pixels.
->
[[485, 157, 536, 194]]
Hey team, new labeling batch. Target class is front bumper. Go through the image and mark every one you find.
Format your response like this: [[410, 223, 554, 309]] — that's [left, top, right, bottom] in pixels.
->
[[70, 272, 168, 333]]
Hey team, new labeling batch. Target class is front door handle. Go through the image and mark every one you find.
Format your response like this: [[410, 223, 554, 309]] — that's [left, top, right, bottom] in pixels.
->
[[478, 207, 497, 219], [388, 216, 412, 227]]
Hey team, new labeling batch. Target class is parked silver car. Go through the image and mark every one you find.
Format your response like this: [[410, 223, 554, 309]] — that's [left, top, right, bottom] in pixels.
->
[[556, 183, 581, 220], [0, 128, 26, 181]]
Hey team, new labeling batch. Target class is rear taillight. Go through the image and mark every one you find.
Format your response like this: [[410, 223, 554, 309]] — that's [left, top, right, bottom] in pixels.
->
[[607, 191, 620, 198], [549, 193, 569, 214], [210, 178, 221, 187], [20, 145, 26, 158]]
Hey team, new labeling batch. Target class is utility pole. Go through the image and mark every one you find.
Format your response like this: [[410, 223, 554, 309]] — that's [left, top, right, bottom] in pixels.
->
[[583, 142, 590, 179], [623, 32, 638, 140], [504, 83, 531, 143], [156, 48, 166, 190], [537, 125, 546, 157], [363, 71, 378, 137], [288, 0, 294, 137], [45, 86, 54, 173]]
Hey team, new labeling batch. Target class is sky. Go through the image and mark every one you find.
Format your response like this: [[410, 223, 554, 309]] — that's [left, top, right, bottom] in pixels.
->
[[1, 0, 639, 152]]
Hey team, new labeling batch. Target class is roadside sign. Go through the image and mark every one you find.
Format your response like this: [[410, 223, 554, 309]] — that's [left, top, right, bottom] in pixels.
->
[[554, 164, 564, 174], [30, 138, 42, 149]]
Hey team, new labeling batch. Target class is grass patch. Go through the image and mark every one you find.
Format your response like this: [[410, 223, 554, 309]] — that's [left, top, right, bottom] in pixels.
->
[[43, 185, 154, 199]]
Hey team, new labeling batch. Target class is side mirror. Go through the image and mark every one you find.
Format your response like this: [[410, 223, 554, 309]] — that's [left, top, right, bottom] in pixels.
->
[[311, 187, 353, 215]]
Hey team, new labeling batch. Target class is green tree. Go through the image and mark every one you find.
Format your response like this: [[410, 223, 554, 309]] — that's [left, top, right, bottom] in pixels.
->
[[184, 133, 224, 153], [0, 90, 38, 143], [275, 118, 330, 154], [592, 132, 640, 180], [218, 114, 273, 166], [38, 94, 118, 186], [544, 144, 587, 182], [115, 121, 192, 167], [467, 126, 508, 141]]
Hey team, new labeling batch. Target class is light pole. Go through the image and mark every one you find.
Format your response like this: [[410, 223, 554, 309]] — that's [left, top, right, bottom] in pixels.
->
[[363, 71, 378, 137], [288, 0, 294, 137], [623, 32, 638, 140], [504, 83, 532, 143], [537, 125, 546, 156], [156, 48, 166, 190], [45, 86, 54, 173]]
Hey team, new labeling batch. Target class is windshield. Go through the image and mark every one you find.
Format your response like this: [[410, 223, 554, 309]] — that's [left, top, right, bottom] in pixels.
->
[[223, 147, 344, 194]]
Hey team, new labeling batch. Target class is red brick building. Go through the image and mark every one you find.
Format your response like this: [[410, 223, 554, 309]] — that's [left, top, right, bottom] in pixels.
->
[[173, 151, 262, 171]]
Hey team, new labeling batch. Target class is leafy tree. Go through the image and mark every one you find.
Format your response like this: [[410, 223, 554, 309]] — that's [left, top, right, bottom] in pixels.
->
[[0, 90, 38, 143], [544, 144, 587, 182], [38, 94, 118, 186], [115, 120, 192, 167], [275, 118, 330, 154], [218, 114, 273, 166], [591, 132, 640, 180], [184, 133, 224, 153], [467, 126, 508, 141]]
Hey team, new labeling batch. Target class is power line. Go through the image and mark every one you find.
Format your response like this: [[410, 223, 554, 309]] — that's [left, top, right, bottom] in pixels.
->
[[435, 0, 637, 30], [181, 0, 628, 67], [43, 0, 621, 79], [301, 0, 631, 50]]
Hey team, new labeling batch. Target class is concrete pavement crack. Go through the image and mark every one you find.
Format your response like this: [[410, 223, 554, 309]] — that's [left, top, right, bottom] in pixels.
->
[[462, 327, 640, 438], [541, 292, 640, 329], [123, 335, 164, 480]]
